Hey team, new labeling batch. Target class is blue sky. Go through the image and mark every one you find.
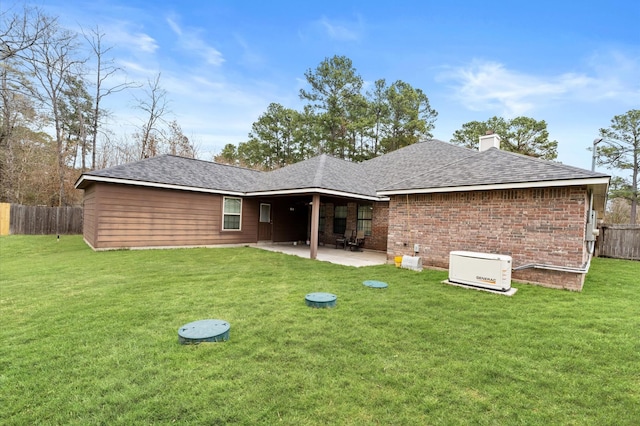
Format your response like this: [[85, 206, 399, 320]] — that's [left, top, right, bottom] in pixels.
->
[[31, 0, 640, 170]]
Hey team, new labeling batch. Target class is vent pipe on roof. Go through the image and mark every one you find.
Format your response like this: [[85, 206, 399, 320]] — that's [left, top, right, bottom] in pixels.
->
[[479, 131, 501, 152]]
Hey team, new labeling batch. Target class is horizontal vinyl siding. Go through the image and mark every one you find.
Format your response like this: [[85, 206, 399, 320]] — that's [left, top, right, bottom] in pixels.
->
[[93, 183, 258, 249], [272, 200, 308, 242], [82, 185, 97, 247]]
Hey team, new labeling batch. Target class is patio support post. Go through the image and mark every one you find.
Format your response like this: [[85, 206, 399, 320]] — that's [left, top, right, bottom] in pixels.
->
[[310, 194, 320, 259]]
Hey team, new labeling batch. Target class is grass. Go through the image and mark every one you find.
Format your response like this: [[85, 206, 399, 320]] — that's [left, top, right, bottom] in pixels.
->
[[1, 235, 639, 425]]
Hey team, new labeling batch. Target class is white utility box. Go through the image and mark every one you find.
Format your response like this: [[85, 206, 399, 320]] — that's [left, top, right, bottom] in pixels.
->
[[401, 255, 422, 271], [449, 251, 512, 291]]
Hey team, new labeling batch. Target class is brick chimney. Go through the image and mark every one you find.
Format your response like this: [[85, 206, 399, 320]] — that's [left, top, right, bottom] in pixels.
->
[[479, 131, 501, 152]]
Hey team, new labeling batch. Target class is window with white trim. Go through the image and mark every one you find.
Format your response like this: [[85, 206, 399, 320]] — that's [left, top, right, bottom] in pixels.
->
[[223, 197, 242, 230]]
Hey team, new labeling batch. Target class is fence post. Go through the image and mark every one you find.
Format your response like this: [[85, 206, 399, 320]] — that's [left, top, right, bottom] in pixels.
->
[[0, 203, 10, 235]]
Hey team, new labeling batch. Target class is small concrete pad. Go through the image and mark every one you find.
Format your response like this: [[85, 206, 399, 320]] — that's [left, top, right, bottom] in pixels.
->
[[441, 280, 518, 296]]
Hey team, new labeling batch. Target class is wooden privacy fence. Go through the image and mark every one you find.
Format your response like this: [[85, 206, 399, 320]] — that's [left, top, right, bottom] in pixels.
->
[[598, 224, 640, 261], [0, 203, 83, 235]]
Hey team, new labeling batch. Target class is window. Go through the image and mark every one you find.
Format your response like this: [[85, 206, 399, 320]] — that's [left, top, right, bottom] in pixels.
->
[[333, 205, 347, 234], [319, 204, 326, 232], [223, 197, 242, 230], [357, 204, 373, 236], [259, 203, 271, 223]]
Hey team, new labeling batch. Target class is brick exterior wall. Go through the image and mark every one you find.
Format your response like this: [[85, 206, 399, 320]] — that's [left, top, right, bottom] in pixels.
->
[[319, 201, 388, 252], [319, 202, 337, 247], [369, 201, 389, 251], [387, 186, 590, 290]]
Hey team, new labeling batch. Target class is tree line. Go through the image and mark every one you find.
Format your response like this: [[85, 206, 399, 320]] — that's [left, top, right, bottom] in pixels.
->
[[216, 54, 637, 223], [1, 6, 637, 222], [595, 109, 640, 224], [215, 55, 563, 170], [0, 5, 195, 207], [216, 55, 438, 168]]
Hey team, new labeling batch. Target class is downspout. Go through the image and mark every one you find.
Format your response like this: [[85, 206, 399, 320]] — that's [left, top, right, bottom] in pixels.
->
[[587, 188, 596, 254], [513, 190, 596, 275], [405, 194, 410, 251]]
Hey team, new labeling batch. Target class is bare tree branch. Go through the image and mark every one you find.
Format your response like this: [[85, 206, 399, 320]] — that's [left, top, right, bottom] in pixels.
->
[[82, 25, 140, 169], [134, 73, 170, 159], [27, 18, 85, 206], [0, 5, 55, 61]]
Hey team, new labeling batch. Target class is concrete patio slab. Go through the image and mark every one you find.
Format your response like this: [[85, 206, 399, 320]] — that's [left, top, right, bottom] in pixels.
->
[[256, 243, 389, 267]]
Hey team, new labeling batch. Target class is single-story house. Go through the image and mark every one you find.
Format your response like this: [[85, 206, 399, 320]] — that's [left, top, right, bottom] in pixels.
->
[[75, 135, 610, 291]]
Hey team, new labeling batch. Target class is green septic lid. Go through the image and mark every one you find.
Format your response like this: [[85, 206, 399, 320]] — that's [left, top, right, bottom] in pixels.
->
[[363, 280, 388, 288], [178, 319, 230, 344], [305, 292, 337, 308]]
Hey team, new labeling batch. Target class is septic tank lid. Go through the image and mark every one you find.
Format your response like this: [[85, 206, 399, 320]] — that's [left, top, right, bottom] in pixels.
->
[[363, 280, 388, 288], [178, 319, 230, 344], [305, 292, 337, 308]]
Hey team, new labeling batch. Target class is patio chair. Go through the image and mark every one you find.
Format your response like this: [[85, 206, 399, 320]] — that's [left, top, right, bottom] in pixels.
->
[[347, 230, 365, 251], [335, 230, 352, 249]]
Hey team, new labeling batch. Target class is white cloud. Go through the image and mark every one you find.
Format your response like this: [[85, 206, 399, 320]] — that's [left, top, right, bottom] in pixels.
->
[[165, 16, 224, 66], [584, 49, 640, 102], [135, 33, 159, 53], [438, 61, 587, 116], [233, 34, 265, 68], [104, 22, 159, 54], [166, 16, 182, 36], [438, 52, 640, 117], [308, 15, 363, 42], [320, 17, 360, 41], [117, 60, 155, 76]]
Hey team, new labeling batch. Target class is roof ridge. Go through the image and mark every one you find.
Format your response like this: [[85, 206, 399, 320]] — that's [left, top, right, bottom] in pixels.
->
[[91, 154, 264, 175], [162, 154, 264, 175]]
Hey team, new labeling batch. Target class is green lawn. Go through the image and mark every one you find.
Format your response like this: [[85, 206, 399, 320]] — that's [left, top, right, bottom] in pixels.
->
[[1, 235, 638, 425]]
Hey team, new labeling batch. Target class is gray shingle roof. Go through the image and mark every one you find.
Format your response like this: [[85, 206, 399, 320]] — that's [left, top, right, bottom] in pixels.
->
[[76, 140, 609, 198], [77, 155, 262, 192], [248, 154, 376, 197], [379, 145, 609, 192], [361, 139, 477, 189]]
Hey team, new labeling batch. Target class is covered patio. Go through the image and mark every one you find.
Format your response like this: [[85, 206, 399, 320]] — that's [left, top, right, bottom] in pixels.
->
[[256, 243, 389, 267]]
